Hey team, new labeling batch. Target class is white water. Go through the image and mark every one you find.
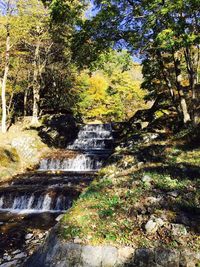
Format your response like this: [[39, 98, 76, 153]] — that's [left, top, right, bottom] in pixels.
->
[[0, 194, 70, 213], [40, 123, 113, 172], [39, 154, 103, 172], [42, 194, 52, 210], [0, 124, 113, 213], [78, 130, 112, 139]]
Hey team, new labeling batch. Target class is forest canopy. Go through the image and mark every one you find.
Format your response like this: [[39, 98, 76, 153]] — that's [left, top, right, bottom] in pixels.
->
[[0, 0, 199, 132]]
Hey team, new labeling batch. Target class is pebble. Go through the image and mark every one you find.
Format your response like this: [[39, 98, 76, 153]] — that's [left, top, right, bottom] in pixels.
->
[[0, 260, 19, 267], [145, 219, 158, 234], [145, 217, 165, 234]]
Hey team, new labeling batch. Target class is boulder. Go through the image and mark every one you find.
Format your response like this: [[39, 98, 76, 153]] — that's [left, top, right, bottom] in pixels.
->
[[39, 114, 78, 148]]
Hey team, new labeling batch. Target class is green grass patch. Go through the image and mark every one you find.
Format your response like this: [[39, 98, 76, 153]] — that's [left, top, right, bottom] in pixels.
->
[[59, 136, 200, 250]]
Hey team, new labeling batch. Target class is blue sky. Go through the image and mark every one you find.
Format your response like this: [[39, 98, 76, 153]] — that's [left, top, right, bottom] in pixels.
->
[[85, 0, 98, 19], [85, 1, 141, 63]]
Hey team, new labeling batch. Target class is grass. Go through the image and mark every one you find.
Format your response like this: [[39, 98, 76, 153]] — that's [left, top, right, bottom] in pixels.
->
[[59, 128, 200, 251]]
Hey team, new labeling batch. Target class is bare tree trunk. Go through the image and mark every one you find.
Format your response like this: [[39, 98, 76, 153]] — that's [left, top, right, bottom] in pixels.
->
[[24, 88, 28, 116], [172, 52, 191, 124], [1, 26, 10, 133], [180, 92, 191, 124], [31, 37, 40, 125]]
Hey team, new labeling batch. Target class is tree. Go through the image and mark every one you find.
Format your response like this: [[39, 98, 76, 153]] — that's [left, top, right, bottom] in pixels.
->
[[0, 0, 87, 127], [82, 0, 200, 125], [73, 50, 145, 122], [0, 0, 12, 133]]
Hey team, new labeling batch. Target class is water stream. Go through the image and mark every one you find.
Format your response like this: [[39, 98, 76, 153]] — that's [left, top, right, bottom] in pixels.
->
[[0, 124, 113, 265]]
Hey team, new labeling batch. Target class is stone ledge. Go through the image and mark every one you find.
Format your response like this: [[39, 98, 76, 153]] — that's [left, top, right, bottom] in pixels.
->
[[24, 227, 200, 267]]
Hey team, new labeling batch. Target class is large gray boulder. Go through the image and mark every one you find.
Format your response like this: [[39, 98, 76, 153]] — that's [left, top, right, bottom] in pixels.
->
[[24, 226, 200, 267]]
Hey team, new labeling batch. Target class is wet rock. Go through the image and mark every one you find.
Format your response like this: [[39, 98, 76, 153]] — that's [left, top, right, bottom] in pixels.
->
[[0, 260, 19, 267], [3, 255, 11, 261], [13, 252, 27, 259], [171, 224, 187, 236], [25, 233, 33, 240]]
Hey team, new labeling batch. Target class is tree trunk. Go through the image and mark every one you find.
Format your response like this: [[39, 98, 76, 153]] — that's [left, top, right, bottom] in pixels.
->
[[1, 27, 10, 133], [180, 93, 191, 124], [172, 52, 191, 124], [24, 88, 28, 116], [32, 85, 40, 124], [31, 38, 40, 125]]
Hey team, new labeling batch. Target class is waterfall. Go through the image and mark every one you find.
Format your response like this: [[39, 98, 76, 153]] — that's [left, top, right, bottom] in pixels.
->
[[42, 194, 52, 211], [0, 124, 113, 213], [0, 196, 4, 208], [39, 154, 105, 172], [0, 193, 71, 213], [40, 123, 113, 172]]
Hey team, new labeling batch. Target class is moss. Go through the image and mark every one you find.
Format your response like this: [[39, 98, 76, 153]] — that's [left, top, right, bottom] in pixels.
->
[[0, 146, 21, 182], [0, 124, 48, 183], [0, 147, 19, 167], [59, 132, 200, 251]]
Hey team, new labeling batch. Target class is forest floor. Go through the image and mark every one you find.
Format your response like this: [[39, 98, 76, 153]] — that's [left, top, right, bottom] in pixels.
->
[[59, 127, 200, 251]]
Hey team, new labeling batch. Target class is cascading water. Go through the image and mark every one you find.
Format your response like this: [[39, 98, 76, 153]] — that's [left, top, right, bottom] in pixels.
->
[[0, 124, 113, 213], [0, 123, 114, 262], [39, 123, 113, 172]]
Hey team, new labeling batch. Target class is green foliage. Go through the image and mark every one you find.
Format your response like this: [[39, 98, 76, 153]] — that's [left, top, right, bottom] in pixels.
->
[[0, 0, 88, 122], [84, 0, 200, 125]]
